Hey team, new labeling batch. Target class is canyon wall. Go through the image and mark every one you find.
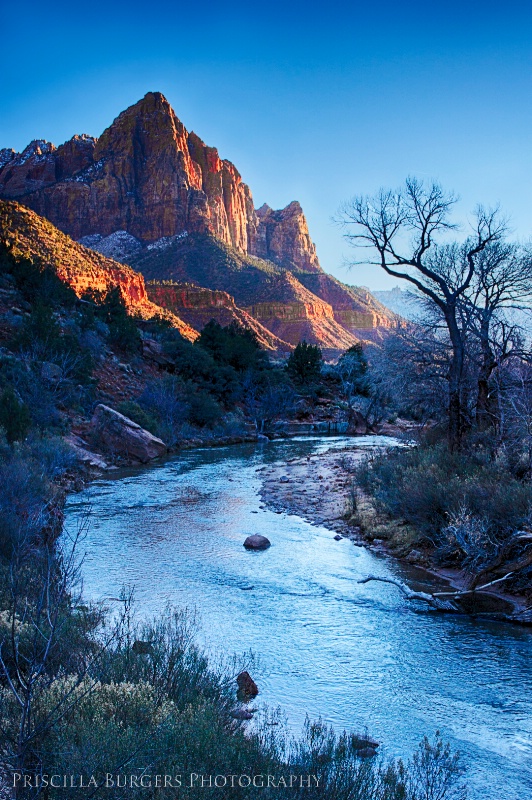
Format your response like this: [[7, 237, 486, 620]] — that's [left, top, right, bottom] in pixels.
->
[[0, 201, 197, 341], [0, 93, 400, 351], [0, 93, 319, 274]]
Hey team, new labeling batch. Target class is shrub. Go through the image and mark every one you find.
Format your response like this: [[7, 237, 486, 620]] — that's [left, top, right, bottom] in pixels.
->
[[197, 319, 268, 372], [117, 401, 159, 434], [0, 244, 77, 308], [164, 336, 239, 404], [139, 376, 189, 445], [358, 444, 532, 548], [287, 341, 323, 384], [187, 391, 222, 429], [0, 435, 71, 556], [87, 287, 142, 354], [0, 386, 31, 443]]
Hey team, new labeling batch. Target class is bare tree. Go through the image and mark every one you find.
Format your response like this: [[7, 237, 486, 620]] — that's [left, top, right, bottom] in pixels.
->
[[461, 241, 532, 430], [339, 178, 506, 449]]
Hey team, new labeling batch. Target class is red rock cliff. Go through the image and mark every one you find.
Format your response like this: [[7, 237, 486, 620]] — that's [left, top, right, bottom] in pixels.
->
[[0, 93, 321, 274], [0, 201, 197, 341], [252, 202, 321, 272]]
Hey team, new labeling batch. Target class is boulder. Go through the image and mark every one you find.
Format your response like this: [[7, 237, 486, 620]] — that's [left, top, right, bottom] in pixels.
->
[[132, 640, 154, 655], [90, 404, 167, 464], [230, 708, 254, 720], [142, 337, 175, 367], [41, 361, 62, 382], [236, 671, 259, 698], [243, 534, 271, 550], [352, 735, 379, 751], [334, 535, 343, 541], [357, 747, 378, 759]]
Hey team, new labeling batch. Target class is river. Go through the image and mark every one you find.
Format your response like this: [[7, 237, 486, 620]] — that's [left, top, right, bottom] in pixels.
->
[[64, 436, 532, 800]]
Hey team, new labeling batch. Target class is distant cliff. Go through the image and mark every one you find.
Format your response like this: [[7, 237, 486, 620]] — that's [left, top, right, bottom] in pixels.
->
[[0, 93, 399, 350], [0, 92, 319, 274]]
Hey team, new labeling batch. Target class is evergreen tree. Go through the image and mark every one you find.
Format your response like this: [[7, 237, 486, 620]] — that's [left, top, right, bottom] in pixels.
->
[[0, 387, 31, 444], [287, 341, 323, 384]]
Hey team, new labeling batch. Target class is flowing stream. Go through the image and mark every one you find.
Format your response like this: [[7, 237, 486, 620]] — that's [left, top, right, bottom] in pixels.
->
[[64, 436, 532, 800]]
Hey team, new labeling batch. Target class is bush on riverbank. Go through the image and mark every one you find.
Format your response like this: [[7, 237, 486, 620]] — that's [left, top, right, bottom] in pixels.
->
[[357, 443, 532, 586], [0, 553, 468, 800]]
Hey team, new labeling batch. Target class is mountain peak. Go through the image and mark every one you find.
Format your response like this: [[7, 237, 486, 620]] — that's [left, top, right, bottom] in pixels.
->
[[0, 95, 323, 273]]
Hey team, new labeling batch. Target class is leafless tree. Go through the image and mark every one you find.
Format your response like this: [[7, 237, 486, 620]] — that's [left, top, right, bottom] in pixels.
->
[[339, 178, 506, 448], [461, 241, 532, 430]]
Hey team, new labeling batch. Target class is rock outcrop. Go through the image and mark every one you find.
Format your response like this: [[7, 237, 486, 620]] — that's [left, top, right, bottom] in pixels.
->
[[244, 272, 359, 349], [89, 404, 167, 463], [0, 200, 198, 341], [0, 93, 320, 273], [296, 273, 401, 338], [0, 93, 401, 351], [146, 282, 292, 351], [253, 202, 321, 272]]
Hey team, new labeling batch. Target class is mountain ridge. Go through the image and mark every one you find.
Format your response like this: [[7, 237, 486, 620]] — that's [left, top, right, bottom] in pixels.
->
[[0, 93, 399, 350]]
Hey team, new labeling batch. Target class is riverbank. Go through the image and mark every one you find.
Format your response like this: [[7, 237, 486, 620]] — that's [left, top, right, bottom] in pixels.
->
[[257, 439, 531, 622]]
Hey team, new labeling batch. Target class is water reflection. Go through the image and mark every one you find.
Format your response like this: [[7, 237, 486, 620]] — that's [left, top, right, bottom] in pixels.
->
[[65, 436, 532, 800]]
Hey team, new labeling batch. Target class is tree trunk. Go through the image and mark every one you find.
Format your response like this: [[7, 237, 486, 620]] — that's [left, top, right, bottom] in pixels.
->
[[475, 317, 497, 432], [446, 308, 465, 451]]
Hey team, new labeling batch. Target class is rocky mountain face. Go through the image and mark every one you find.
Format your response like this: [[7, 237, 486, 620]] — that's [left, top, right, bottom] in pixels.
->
[[0, 201, 197, 341], [131, 234, 358, 348], [0, 93, 310, 270], [0, 93, 399, 350], [0, 201, 290, 351], [253, 202, 321, 272], [296, 273, 402, 339], [146, 283, 291, 351]]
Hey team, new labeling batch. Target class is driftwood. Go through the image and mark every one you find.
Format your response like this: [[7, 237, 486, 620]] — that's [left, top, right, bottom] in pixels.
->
[[357, 576, 458, 611], [358, 572, 518, 614]]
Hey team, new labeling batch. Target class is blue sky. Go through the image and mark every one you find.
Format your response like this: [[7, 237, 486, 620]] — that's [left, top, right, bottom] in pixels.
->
[[1, 0, 531, 289]]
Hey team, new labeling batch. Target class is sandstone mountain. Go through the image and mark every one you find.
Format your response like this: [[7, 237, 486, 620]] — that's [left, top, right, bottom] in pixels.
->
[[0, 201, 292, 351], [0, 92, 399, 350], [131, 233, 359, 349]]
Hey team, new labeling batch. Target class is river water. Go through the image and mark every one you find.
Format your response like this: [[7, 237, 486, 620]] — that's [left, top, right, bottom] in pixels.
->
[[64, 436, 532, 800]]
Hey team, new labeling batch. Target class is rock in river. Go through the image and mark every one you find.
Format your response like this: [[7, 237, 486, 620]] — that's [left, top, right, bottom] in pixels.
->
[[243, 534, 271, 550], [236, 671, 259, 698]]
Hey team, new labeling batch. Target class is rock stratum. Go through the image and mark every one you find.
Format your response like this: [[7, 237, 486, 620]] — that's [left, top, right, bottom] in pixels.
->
[[0, 92, 399, 350], [0, 201, 290, 351]]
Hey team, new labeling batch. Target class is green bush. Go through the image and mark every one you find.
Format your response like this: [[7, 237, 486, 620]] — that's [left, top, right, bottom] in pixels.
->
[[0, 244, 77, 308], [0, 598, 467, 800], [0, 386, 31, 444], [197, 319, 268, 373], [117, 401, 159, 435], [358, 444, 532, 546], [187, 391, 222, 429], [86, 287, 142, 354], [164, 336, 239, 404], [287, 341, 323, 385]]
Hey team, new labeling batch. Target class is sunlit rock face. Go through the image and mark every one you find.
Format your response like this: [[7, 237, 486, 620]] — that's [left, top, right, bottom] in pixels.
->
[[0, 200, 198, 342], [0, 93, 401, 351], [252, 201, 322, 273], [0, 93, 321, 274], [145, 283, 291, 352]]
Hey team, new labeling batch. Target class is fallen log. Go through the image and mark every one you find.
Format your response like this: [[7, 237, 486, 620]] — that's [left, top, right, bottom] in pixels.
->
[[357, 576, 458, 611], [357, 572, 530, 624]]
